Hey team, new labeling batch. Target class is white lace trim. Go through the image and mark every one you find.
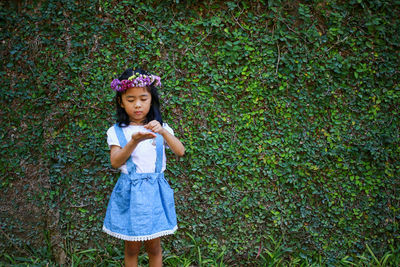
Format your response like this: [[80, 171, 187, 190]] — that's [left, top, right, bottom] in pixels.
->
[[102, 225, 178, 241]]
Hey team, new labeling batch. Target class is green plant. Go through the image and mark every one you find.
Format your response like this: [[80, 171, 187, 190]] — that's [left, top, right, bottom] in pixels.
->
[[0, 0, 399, 265], [258, 235, 292, 266]]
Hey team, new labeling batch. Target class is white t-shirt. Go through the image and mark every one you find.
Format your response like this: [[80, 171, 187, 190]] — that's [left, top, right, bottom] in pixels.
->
[[106, 123, 174, 174]]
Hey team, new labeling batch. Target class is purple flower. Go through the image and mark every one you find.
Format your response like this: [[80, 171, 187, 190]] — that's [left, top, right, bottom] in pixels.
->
[[120, 80, 133, 91], [152, 75, 161, 87], [111, 79, 122, 91]]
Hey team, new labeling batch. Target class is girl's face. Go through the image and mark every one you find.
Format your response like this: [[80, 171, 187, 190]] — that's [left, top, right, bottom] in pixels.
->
[[120, 87, 152, 125]]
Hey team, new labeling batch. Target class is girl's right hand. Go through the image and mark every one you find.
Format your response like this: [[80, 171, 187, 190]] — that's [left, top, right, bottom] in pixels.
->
[[110, 131, 157, 169], [131, 131, 157, 144]]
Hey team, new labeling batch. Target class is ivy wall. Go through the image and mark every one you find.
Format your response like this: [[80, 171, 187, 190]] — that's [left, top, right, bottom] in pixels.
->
[[1, 0, 399, 264]]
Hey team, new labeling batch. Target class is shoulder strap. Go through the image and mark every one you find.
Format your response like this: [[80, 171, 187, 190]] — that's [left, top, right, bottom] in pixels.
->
[[155, 134, 164, 173], [114, 124, 136, 173]]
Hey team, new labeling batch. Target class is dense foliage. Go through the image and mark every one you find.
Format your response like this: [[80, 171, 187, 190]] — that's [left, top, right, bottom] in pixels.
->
[[1, 0, 399, 265]]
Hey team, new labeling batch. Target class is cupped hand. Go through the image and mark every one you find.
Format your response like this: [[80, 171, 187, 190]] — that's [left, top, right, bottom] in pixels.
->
[[131, 131, 157, 143], [144, 120, 165, 134]]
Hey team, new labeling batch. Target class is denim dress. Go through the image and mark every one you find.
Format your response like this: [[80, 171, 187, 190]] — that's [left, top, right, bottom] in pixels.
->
[[102, 124, 177, 241]]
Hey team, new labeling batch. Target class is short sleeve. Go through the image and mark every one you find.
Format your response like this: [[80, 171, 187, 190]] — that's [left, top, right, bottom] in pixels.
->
[[163, 123, 174, 136], [162, 123, 174, 148], [107, 126, 121, 149]]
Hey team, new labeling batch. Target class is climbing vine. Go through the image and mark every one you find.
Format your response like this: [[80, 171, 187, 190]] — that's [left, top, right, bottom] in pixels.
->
[[1, 0, 399, 264]]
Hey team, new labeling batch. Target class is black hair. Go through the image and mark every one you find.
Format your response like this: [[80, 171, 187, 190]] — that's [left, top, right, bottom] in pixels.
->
[[115, 68, 163, 127]]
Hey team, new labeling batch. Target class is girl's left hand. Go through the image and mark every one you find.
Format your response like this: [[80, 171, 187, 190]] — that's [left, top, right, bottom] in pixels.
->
[[145, 120, 185, 157], [144, 120, 165, 135]]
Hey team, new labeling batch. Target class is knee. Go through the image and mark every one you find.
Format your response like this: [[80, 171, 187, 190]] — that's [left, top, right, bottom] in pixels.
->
[[145, 239, 162, 256], [125, 241, 141, 257]]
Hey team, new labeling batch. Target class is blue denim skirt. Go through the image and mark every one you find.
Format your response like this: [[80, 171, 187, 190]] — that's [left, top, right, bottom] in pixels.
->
[[103, 172, 177, 241]]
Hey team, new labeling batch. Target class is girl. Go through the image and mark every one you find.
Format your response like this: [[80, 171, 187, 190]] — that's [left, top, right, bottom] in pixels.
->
[[103, 68, 185, 267]]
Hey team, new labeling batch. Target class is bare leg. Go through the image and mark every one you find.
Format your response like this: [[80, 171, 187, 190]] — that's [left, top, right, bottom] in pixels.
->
[[144, 238, 162, 267], [124, 241, 141, 267]]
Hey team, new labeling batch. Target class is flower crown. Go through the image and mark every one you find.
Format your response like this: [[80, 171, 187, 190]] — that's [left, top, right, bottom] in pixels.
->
[[111, 73, 161, 92]]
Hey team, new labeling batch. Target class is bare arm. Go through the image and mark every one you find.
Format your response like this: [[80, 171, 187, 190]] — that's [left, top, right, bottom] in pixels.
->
[[110, 131, 156, 168], [144, 120, 185, 157]]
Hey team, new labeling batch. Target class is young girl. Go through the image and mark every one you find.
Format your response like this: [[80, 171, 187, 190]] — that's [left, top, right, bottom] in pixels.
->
[[103, 68, 185, 267]]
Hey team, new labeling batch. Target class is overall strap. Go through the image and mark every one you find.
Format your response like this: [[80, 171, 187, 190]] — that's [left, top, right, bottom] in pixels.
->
[[114, 124, 136, 173], [155, 134, 164, 173]]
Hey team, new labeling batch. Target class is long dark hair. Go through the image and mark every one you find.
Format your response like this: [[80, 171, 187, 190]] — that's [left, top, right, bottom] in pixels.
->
[[115, 68, 163, 127]]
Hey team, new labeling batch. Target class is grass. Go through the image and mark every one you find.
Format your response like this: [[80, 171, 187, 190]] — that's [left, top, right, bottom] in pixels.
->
[[1, 235, 399, 266]]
